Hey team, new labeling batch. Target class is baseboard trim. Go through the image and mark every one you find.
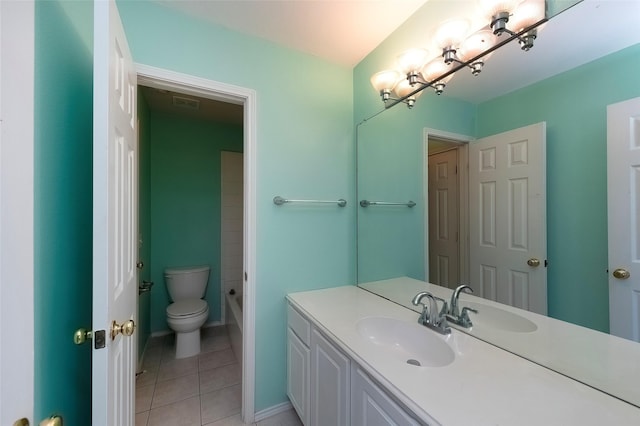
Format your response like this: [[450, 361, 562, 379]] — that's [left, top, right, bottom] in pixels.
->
[[148, 321, 224, 338], [254, 401, 294, 422]]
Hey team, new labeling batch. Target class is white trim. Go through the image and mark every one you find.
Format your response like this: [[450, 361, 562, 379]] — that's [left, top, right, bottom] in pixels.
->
[[0, 1, 35, 424], [423, 128, 473, 286], [135, 64, 258, 423], [254, 402, 295, 422]]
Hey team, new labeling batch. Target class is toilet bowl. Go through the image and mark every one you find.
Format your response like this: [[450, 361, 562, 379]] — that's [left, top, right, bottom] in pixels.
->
[[164, 265, 210, 359]]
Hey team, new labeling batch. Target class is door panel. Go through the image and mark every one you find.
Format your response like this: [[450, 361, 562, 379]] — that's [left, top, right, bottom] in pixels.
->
[[428, 149, 459, 288], [93, 1, 137, 424], [469, 123, 547, 315], [0, 1, 35, 423], [608, 96, 640, 341]]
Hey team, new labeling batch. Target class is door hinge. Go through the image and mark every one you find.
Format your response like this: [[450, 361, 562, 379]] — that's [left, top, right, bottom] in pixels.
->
[[244, 272, 248, 281], [544, 259, 548, 267]]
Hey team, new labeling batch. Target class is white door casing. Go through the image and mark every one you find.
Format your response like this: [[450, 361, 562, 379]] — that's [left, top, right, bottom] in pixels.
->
[[469, 123, 547, 315], [608, 96, 640, 342], [423, 128, 472, 287], [135, 64, 258, 423], [0, 1, 35, 424], [428, 149, 460, 289], [93, 1, 138, 424]]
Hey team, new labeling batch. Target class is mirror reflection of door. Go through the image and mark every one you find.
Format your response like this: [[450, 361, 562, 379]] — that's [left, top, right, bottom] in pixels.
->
[[607, 96, 640, 342], [428, 144, 460, 289], [469, 122, 547, 315]]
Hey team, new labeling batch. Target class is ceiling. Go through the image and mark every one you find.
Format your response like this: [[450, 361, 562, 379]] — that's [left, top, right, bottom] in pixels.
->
[[142, 0, 640, 120], [154, 0, 430, 67]]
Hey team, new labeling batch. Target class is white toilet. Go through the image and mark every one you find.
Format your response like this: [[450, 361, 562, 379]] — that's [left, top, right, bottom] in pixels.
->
[[165, 265, 210, 359]]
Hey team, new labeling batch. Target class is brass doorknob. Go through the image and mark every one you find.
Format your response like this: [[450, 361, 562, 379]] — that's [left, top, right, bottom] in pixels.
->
[[527, 258, 541, 267], [612, 268, 631, 279], [111, 319, 136, 340], [73, 328, 93, 345], [40, 416, 62, 426]]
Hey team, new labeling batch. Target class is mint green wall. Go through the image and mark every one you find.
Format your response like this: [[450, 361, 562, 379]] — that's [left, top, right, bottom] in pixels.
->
[[148, 112, 242, 332], [353, 2, 477, 283], [117, 1, 354, 410], [138, 88, 152, 360], [476, 43, 640, 332], [34, 0, 93, 424]]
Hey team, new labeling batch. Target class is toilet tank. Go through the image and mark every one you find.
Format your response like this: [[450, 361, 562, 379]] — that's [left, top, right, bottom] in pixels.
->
[[164, 265, 210, 302]]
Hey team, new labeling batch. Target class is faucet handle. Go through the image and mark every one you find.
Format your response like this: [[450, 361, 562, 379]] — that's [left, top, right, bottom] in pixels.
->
[[459, 306, 478, 327]]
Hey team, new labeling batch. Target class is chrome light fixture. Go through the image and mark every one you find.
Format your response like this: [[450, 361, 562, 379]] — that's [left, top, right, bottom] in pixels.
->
[[371, 0, 546, 109]]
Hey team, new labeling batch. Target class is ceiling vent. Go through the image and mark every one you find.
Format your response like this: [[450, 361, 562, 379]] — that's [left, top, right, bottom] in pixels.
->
[[172, 95, 200, 110]]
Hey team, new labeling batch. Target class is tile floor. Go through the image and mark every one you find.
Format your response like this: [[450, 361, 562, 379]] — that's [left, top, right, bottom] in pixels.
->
[[135, 326, 303, 426]]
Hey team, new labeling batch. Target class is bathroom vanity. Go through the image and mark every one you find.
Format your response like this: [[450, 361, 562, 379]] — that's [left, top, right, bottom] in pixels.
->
[[286, 286, 640, 425]]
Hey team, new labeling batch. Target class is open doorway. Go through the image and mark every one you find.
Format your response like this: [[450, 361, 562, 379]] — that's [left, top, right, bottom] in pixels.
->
[[135, 66, 257, 423], [424, 129, 472, 290]]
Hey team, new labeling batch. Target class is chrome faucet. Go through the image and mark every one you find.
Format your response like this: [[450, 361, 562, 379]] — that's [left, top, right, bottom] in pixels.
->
[[450, 284, 473, 317], [412, 291, 451, 335], [447, 284, 478, 328]]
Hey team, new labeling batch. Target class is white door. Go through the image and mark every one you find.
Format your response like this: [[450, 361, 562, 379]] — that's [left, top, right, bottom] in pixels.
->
[[469, 122, 547, 314], [607, 96, 640, 342], [92, 1, 138, 424], [0, 1, 35, 424], [428, 149, 459, 289]]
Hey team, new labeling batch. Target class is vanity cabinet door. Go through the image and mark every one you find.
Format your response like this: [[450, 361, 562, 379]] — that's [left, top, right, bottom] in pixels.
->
[[351, 367, 422, 426], [287, 328, 310, 425], [287, 304, 311, 424], [310, 329, 351, 426]]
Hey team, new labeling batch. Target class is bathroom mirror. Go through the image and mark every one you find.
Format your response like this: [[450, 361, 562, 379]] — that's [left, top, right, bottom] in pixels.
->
[[355, 0, 640, 408]]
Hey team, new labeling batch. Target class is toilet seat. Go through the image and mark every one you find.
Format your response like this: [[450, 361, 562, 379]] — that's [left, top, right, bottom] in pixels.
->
[[167, 299, 208, 319]]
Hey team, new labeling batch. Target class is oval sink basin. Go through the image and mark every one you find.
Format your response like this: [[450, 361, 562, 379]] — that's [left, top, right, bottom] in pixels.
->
[[464, 302, 537, 333], [356, 316, 455, 367]]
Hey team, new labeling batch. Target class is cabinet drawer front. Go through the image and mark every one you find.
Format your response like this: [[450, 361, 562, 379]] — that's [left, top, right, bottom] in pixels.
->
[[288, 304, 311, 346]]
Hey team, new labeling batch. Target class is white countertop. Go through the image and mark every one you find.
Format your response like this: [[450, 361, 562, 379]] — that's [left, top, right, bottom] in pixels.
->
[[287, 285, 640, 426], [360, 276, 640, 408]]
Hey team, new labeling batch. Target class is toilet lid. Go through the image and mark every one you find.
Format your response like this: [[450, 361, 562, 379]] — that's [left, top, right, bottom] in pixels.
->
[[167, 299, 208, 318]]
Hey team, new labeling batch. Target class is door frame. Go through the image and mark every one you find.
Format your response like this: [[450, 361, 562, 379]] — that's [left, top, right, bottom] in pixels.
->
[[136, 64, 257, 423], [423, 128, 473, 286], [0, 0, 35, 423]]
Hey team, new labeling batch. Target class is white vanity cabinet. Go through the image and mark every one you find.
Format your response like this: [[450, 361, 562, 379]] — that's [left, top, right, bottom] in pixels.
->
[[351, 367, 422, 426], [287, 305, 311, 425], [310, 328, 351, 425], [287, 301, 422, 426]]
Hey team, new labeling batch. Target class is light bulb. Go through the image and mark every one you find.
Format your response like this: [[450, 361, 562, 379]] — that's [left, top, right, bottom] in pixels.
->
[[458, 30, 497, 62], [370, 70, 401, 93], [507, 0, 545, 32], [421, 58, 454, 94], [393, 79, 420, 98], [397, 48, 430, 75], [433, 18, 471, 49], [478, 0, 523, 18]]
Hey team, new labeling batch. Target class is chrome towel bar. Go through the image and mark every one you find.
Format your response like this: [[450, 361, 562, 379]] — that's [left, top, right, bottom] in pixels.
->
[[359, 200, 416, 208], [273, 196, 347, 207]]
